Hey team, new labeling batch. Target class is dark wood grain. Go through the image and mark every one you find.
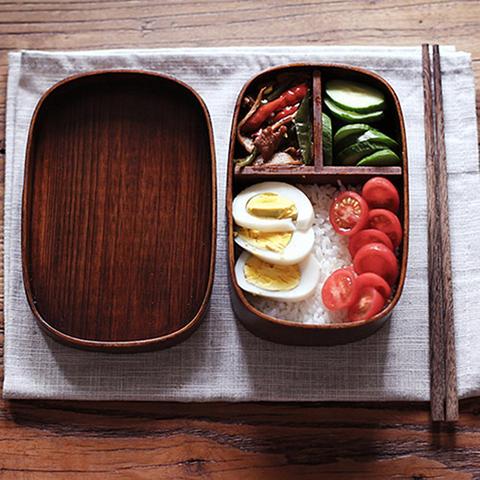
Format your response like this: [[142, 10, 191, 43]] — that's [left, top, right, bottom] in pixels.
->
[[1, 1, 480, 478], [423, 44, 459, 422], [1, 399, 480, 479], [423, 44, 445, 423], [235, 165, 402, 183], [422, 44, 459, 422], [432, 45, 458, 423], [22, 71, 216, 351], [228, 63, 409, 346], [313, 69, 323, 171]]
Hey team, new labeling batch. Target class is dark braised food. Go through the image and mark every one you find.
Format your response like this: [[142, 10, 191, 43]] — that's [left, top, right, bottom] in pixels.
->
[[235, 75, 313, 168]]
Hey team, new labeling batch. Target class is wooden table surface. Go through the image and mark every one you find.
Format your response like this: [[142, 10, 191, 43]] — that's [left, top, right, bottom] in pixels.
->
[[1, 1, 480, 478]]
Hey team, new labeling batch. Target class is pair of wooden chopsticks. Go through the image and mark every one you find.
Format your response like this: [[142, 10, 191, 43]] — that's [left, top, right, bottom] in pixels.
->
[[422, 44, 458, 422]]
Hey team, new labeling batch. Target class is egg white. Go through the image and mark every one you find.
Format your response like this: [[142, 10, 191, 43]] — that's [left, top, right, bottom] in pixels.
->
[[232, 182, 314, 232], [235, 227, 314, 266], [235, 251, 321, 303]]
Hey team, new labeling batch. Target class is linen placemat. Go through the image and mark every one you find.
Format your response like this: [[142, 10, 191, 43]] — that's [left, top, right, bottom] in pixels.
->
[[3, 46, 480, 401]]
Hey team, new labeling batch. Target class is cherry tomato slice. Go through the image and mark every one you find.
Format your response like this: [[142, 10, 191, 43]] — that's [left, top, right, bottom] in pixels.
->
[[355, 272, 392, 299], [362, 177, 400, 213], [329, 191, 369, 237], [321, 267, 359, 311], [353, 242, 399, 285], [348, 229, 394, 257], [347, 286, 385, 322], [368, 209, 403, 248]]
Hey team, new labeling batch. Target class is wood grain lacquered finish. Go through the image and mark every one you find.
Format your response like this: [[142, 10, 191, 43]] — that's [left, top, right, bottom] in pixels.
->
[[227, 63, 409, 346], [22, 71, 216, 352], [423, 44, 458, 422]]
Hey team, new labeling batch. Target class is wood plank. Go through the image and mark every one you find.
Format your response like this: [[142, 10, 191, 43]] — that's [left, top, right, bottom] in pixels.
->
[[1, 1, 480, 478], [1, 400, 480, 479]]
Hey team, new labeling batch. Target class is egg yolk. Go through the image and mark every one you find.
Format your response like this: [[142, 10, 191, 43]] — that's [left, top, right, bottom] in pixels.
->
[[244, 256, 300, 291], [246, 192, 298, 220], [237, 228, 293, 253]]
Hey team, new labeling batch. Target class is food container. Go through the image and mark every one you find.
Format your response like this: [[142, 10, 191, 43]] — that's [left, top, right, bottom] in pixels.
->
[[22, 71, 216, 352], [227, 64, 409, 346]]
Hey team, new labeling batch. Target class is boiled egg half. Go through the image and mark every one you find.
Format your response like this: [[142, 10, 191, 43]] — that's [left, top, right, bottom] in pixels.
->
[[234, 227, 314, 265], [235, 251, 321, 302], [232, 182, 314, 232]]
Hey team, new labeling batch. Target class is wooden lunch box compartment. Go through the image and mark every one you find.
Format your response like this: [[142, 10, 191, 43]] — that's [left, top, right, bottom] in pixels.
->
[[22, 71, 216, 352], [227, 64, 409, 346], [22, 63, 407, 352]]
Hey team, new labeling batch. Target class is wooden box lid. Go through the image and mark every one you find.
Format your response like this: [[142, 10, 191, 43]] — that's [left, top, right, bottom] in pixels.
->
[[22, 71, 216, 352]]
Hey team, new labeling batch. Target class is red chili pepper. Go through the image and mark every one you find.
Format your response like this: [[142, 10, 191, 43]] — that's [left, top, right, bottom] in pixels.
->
[[243, 83, 308, 133], [270, 104, 299, 123]]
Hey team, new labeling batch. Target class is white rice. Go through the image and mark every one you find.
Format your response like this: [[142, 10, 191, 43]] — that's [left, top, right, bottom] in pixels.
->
[[248, 184, 351, 324]]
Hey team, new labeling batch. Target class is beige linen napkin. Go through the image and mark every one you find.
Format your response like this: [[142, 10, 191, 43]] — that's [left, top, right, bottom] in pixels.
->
[[3, 46, 480, 401]]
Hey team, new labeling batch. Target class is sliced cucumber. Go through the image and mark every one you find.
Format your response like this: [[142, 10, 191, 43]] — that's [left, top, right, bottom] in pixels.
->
[[322, 113, 333, 166], [333, 124, 372, 148], [356, 149, 400, 166], [337, 140, 386, 166], [357, 129, 398, 149], [326, 79, 385, 113], [324, 98, 384, 124]]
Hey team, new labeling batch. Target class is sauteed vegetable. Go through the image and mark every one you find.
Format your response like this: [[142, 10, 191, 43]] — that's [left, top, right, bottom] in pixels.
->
[[235, 75, 313, 167], [242, 83, 308, 133]]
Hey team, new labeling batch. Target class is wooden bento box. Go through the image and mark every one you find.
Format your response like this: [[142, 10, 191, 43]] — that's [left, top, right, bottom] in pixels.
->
[[227, 64, 409, 346]]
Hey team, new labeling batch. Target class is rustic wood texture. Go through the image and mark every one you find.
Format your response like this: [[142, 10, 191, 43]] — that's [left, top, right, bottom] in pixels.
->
[[1, 0, 480, 477], [313, 69, 323, 170], [423, 44, 445, 423], [22, 71, 216, 351], [431, 45, 458, 423], [423, 44, 458, 422]]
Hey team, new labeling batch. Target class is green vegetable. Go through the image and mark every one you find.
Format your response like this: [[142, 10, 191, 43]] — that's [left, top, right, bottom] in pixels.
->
[[336, 128, 398, 153], [356, 149, 400, 166], [324, 98, 384, 124], [355, 130, 398, 149], [235, 148, 257, 168], [337, 140, 386, 165], [333, 124, 372, 147], [295, 94, 312, 165], [326, 79, 385, 113], [322, 113, 333, 165]]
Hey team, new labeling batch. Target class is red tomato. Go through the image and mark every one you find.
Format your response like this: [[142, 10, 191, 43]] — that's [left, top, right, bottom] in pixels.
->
[[347, 286, 385, 322], [355, 272, 392, 299], [321, 267, 359, 311], [353, 242, 399, 285], [329, 191, 369, 237], [368, 209, 403, 248], [362, 177, 400, 213], [348, 229, 394, 257]]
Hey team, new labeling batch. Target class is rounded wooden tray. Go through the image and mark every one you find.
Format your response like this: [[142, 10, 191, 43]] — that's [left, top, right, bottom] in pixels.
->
[[227, 63, 409, 346], [22, 71, 216, 352]]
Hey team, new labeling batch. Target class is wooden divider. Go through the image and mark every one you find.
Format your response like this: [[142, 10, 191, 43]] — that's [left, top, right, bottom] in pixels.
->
[[313, 69, 323, 172]]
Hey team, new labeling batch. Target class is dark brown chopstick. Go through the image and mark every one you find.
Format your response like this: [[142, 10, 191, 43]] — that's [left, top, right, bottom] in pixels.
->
[[422, 44, 458, 422], [422, 44, 445, 422], [432, 45, 458, 422]]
